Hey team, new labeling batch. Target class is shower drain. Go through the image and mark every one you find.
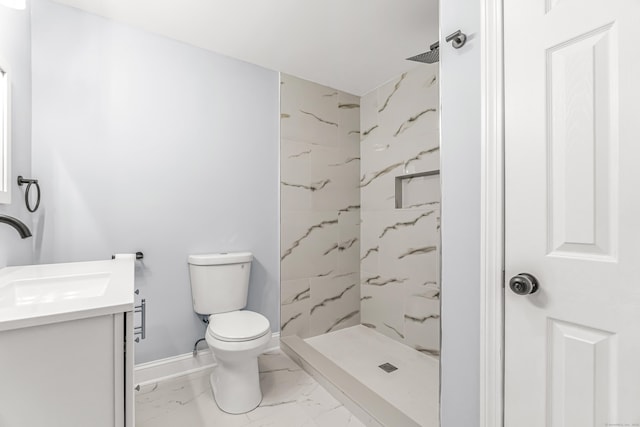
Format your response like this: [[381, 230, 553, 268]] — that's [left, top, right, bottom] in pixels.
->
[[378, 362, 398, 373]]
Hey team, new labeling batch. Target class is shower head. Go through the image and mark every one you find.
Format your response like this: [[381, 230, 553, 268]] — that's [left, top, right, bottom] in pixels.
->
[[407, 41, 439, 64]]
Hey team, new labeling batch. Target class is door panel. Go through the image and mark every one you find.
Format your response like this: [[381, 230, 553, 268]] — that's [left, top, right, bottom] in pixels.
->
[[547, 319, 616, 426], [547, 24, 617, 260], [504, 0, 640, 426]]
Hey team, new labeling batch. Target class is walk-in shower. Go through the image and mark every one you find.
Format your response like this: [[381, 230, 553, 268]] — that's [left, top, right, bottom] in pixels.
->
[[279, 63, 441, 427]]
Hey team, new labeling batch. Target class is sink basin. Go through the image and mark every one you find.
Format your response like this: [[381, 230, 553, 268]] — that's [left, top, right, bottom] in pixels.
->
[[0, 273, 111, 308], [0, 259, 135, 331]]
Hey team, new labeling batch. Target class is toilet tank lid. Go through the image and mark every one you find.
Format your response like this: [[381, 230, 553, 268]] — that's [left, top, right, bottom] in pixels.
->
[[188, 252, 253, 266]]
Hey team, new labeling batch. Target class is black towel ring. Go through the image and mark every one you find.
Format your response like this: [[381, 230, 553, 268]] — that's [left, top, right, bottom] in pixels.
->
[[17, 176, 41, 213]]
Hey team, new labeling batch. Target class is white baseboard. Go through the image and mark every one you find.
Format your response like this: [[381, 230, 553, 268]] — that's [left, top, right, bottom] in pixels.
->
[[135, 332, 280, 387]]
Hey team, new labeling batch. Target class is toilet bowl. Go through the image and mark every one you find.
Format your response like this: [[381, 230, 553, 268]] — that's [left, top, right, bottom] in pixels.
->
[[205, 310, 271, 414], [187, 252, 271, 414]]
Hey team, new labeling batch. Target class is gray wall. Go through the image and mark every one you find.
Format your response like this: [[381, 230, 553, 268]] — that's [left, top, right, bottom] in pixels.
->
[[0, 3, 32, 267], [31, 0, 280, 364], [440, 0, 481, 426]]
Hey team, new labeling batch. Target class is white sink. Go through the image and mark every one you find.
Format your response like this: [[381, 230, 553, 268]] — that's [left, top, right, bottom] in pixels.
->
[[0, 259, 135, 331], [0, 273, 111, 308]]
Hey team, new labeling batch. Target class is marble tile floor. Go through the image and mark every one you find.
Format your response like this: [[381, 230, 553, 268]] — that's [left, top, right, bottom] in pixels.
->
[[306, 325, 439, 427], [135, 349, 365, 427]]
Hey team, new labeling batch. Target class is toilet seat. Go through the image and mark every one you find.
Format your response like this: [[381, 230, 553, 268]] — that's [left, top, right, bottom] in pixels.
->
[[208, 311, 270, 342]]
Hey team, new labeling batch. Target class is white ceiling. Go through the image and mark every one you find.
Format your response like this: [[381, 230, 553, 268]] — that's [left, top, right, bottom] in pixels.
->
[[51, 0, 439, 95]]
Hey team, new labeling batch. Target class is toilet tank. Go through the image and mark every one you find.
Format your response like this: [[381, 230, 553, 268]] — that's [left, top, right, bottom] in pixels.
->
[[188, 252, 253, 315]]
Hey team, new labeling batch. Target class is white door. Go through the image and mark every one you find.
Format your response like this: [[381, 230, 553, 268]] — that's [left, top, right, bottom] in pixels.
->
[[504, 0, 640, 426]]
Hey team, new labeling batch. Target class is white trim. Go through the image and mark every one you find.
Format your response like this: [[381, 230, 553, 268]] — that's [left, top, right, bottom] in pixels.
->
[[480, 0, 505, 426], [134, 332, 280, 387]]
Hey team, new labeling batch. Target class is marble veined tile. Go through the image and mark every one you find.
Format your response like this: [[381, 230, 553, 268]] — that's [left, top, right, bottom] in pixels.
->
[[338, 91, 361, 147], [359, 213, 380, 276], [360, 149, 439, 211], [310, 146, 360, 211], [281, 74, 339, 147], [383, 208, 439, 351], [280, 74, 361, 344], [376, 72, 408, 117], [309, 272, 360, 337], [281, 300, 310, 338], [281, 211, 339, 281], [360, 134, 439, 211], [257, 361, 318, 409], [359, 207, 440, 347], [396, 135, 440, 175], [258, 349, 306, 374], [360, 158, 403, 212], [135, 369, 247, 427], [135, 350, 365, 427], [336, 210, 360, 276], [404, 298, 440, 355], [281, 278, 311, 307], [281, 142, 360, 213], [359, 64, 440, 213], [378, 208, 439, 290], [376, 65, 439, 140], [281, 139, 313, 212], [360, 271, 406, 340], [404, 259, 440, 355], [359, 91, 378, 144], [281, 139, 313, 183], [281, 279, 311, 338]]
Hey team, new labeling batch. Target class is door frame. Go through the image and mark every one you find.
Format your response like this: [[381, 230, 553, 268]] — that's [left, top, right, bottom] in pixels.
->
[[479, 0, 505, 426]]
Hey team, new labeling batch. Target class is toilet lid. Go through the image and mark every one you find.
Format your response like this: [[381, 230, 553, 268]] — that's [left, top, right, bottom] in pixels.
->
[[208, 311, 270, 342]]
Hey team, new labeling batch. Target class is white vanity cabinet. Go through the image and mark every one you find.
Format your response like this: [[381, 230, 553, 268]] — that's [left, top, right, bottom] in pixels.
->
[[0, 258, 136, 427], [0, 311, 135, 426]]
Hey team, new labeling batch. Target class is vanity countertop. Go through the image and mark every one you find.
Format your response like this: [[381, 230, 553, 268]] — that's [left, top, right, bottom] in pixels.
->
[[0, 258, 135, 332]]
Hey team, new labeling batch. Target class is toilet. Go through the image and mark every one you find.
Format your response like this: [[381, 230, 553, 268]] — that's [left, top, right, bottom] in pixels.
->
[[188, 252, 271, 414]]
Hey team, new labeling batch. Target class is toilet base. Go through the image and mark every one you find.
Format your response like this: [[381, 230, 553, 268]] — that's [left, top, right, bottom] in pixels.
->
[[205, 330, 271, 414], [209, 362, 262, 414]]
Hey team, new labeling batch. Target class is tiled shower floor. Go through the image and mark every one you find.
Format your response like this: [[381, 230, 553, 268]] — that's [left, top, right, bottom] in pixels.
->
[[135, 350, 364, 427], [306, 325, 439, 426]]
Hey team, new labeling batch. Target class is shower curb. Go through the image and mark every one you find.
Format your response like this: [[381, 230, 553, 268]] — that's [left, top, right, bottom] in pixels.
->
[[280, 335, 420, 427]]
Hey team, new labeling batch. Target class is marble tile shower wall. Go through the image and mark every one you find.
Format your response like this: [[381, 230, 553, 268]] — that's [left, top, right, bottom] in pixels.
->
[[280, 74, 361, 338], [360, 64, 441, 356]]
